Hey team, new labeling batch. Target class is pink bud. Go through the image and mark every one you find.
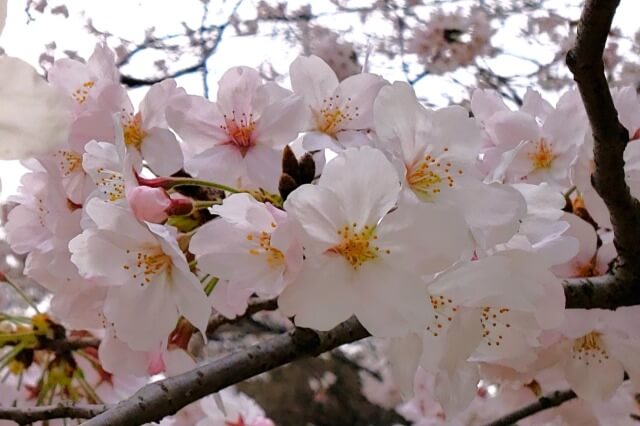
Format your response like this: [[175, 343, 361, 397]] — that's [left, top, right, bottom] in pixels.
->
[[127, 186, 172, 223]]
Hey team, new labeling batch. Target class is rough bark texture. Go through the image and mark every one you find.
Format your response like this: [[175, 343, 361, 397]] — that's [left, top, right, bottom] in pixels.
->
[[567, 0, 640, 281], [83, 318, 369, 426]]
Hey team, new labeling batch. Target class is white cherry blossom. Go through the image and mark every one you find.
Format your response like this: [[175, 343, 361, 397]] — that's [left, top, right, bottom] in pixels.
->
[[290, 55, 386, 151], [69, 198, 210, 350], [279, 146, 473, 337]]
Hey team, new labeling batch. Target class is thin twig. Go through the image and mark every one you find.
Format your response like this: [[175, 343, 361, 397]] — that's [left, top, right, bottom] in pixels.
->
[[0, 403, 108, 425], [483, 389, 576, 426]]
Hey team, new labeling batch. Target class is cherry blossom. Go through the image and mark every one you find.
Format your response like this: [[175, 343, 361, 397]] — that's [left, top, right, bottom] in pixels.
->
[[373, 81, 527, 250], [190, 193, 303, 318], [473, 88, 587, 187], [168, 66, 306, 192], [69, 198, 210, 350], [48, 44, 120, 116], [554, 307, 640, 402], [289, 55, 386, 151], [279, 146, 473, 337]]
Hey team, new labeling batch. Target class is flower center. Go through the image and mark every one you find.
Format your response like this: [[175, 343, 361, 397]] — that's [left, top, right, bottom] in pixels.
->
[[528, 139, 556, 170], [326, 224, 383, 270], [426, 295, 459, 337], [123, 112, 146, 150], [222, 111, 256, 156], [56, 150, 82, 177], [316, 95, 360, 136], [246, 228, 285, 268], [122, 247, 173, 286], [95, 167, 125, 202], [480, 306, 511, 347], [572, 331, 609, 365], [72, 80, 95, 104], [406, 148, 463, 201]]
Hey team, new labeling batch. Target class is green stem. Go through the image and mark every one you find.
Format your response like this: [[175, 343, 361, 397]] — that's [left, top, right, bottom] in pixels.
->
[[192, 200, 221, 210], [203, 276, 219, 296], [169, 177, 241, 194], [0, 341, 25, 372], [1, 276, 40, 313]]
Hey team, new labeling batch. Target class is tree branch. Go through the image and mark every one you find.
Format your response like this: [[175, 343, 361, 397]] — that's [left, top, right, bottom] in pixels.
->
[[566, 0, 640, 280], [563, 274, 640, 309], [0, 403, 107, 425], [483, 389, 576, 426], [83, 317, 369, 426]]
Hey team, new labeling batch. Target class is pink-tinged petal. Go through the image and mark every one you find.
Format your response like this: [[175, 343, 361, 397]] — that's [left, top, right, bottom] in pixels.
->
[[209, 279, 253, 319], [167, 94, 228, 157], [354, 264, 430, 337], [335, 129, 371, 149], [428, 252, 545, 311], [278, 261, 357, 331], [387, 333, 422, 397], [485, 111, 540, 150], [49, 287, 107, 330], [99, 333, 149, 376], [563, 344, 625, 402], [253, 95, 307, 149], [84, 198, 154, 242], [0, 57, 72, 159], [209, 192, 273, 230], [243, 144, 282, 192], [185, 144, 245, 188], [163, 348, 197, 376], [560, 309, 606, 339], [191, 220, 275, 285], [104, 283, 179, 351], [290, 55, 339, 110], [448, 181, 526, 249], [217, 66, 264, 117], [604, 334, 640, 391], [171, 267, 211, 338], [520, 89, 553, 121], [140, 79, 185, 129], [140, 127, 184, 176], [319, 146, 400, 226], [434, 363, 479, 418], [376, 201, 473, 276], [612, 87, 640, 135], [332, 72, 386, 130], [302, 132, 339, 151], [374, 82, 421, 159], [421, 308, 482, 372], [551, 213, 598, 278], [283, 185, 346, 256], [68, 229, 133, 283], [470, 89, 508, 124]]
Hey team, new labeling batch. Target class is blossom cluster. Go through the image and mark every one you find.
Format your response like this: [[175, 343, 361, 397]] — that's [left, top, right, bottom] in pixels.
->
[[1, 15, 640, 424]]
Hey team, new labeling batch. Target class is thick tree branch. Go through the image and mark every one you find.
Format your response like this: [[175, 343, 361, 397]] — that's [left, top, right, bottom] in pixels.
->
[[566, 0, 640, 280], [483, 389, 576, 426], [563, 274, 640, 309], [83, 318, 369, 426], [0, 403, 107, 425]]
